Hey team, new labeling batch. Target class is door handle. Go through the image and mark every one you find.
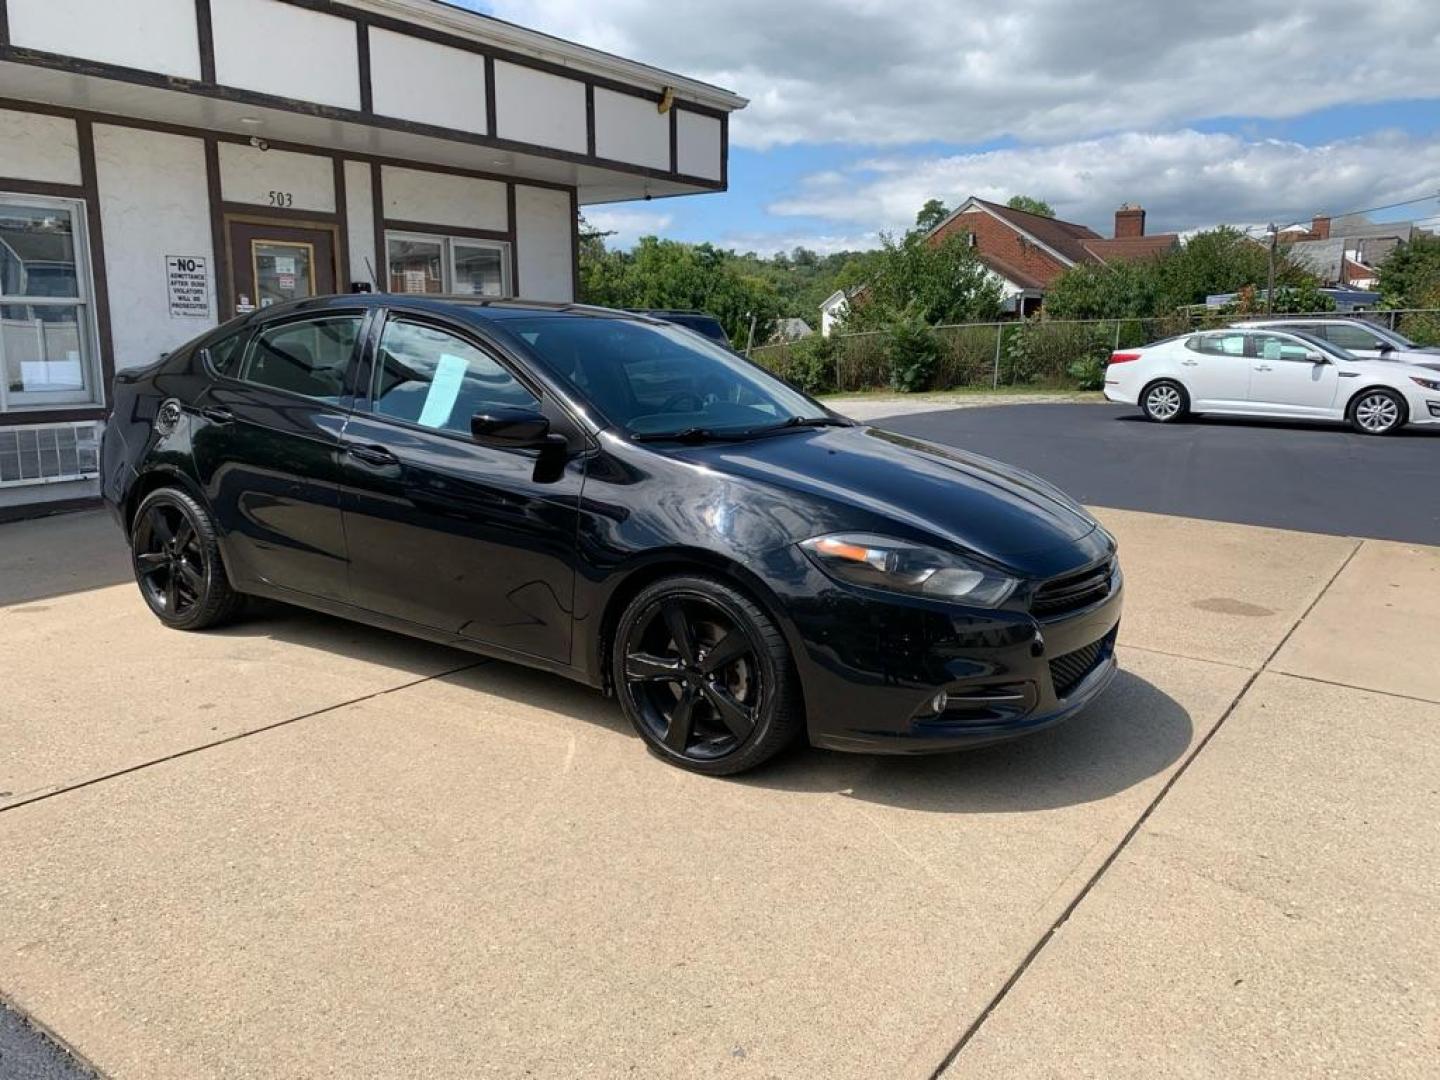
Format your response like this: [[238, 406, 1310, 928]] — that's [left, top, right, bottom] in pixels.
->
[[1254, 364, 1272, 372], [344, 443, 399, 466], [201, 406, 235, 424], [1180, 359, 1198, 366]]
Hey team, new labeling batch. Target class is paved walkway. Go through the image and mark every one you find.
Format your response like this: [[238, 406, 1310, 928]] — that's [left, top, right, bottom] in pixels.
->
[[0, 509, 1434, 1079]]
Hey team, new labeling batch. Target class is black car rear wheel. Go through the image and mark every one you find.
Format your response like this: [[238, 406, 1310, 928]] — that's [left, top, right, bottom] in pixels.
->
[[613, 575, 803, 775], [131, 487, 243, 630]]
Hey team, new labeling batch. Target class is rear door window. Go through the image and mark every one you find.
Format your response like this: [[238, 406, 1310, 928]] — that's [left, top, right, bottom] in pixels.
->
[[240, 315, 363, 404], [1195, 332, 1248, 357]]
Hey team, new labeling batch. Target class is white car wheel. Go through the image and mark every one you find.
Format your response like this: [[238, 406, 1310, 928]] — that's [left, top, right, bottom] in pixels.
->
[[1350, 390, 1405, 436], [1142, 381, 1187, 423]]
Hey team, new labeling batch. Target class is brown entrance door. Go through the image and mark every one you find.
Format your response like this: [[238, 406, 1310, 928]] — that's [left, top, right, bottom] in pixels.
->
[[226, 219, 337, 318]]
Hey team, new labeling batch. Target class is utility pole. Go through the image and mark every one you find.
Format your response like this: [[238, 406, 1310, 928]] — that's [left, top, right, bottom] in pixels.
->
[[1265, 223, 1278, 314], [744, 311, 757, 355]]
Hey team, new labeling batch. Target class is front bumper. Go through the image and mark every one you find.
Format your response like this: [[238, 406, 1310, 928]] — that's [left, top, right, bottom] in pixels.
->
[[787, 562, 1124, 755]]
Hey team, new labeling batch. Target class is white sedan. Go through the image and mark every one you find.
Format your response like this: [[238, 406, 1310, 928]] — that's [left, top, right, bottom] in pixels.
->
[[1103, 327, 1440, 435]]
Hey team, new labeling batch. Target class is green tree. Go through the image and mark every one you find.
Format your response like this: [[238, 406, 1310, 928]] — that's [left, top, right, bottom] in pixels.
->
[[578, 233, 781, 344], [914, 198, 952, 233], [1155, 226, 1308, 310], [1006, 195, 1055, 218], [1043, 260, 1161, 320], [841, 231, 1004, 330], [1377, 234, 1440, 308]]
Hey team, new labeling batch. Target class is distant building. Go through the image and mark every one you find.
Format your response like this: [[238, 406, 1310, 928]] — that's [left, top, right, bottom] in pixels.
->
[[924, 198, 1180, 315], [820, 288, 859, 336], [771, 317, 814, 342], [1284, 213, 1433, 288]]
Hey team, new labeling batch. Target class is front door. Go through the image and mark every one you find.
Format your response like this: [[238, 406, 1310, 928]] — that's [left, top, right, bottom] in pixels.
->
[[226, 219, 337, 318], [1246, 332, 1341, 416], [339, 311, 584, 663]]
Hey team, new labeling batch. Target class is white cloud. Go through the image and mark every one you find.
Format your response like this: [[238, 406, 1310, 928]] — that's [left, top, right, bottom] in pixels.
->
[[718, 230, 880, 256], [769, 130, 1440, 237], [582, 208, 674, 248], [484, 0, 1440, 149]]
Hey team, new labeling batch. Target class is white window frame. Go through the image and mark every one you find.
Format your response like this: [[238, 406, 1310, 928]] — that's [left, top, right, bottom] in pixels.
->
[[0, 192, 103, 413], [384, 230, 512, 298]]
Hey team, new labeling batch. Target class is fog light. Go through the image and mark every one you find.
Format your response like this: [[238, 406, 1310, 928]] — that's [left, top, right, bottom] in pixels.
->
[[930, 690, 949, 714]]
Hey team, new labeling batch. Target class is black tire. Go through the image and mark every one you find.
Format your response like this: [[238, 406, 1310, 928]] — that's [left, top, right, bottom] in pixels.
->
[[1348, 388, 1406, 436], [130, 487, 244, 630], [1140, 379, 1189, 423], [612, 574, 804, 776]]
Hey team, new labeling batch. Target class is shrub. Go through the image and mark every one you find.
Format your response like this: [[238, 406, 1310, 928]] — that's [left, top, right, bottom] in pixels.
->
[[1066, 355, 1107, 390], [884, 310, 940, 393], [775, 333, 838, 395]]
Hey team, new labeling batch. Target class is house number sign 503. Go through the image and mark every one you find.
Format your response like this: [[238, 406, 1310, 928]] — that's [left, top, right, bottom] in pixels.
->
[[267, 190, 294, 207]]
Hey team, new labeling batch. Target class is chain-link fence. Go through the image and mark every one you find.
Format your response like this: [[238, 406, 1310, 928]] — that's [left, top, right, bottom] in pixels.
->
[[749, 308, 1440, 394]]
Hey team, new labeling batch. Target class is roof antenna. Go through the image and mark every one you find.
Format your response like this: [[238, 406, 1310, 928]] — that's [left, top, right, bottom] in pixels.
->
[[365, 255, 383, 292]]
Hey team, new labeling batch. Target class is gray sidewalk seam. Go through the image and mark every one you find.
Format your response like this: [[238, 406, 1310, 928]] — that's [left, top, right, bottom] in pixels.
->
[[923, 537, 1364, 1080], [0, 661, 488, 817]]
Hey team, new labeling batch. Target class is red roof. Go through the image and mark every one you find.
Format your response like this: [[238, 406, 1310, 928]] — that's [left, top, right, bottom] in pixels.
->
[[1082, 235, 1179, 263]]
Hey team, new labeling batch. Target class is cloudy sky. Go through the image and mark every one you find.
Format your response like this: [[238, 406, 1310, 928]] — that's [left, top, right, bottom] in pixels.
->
[[465, 0, 1440, 252]]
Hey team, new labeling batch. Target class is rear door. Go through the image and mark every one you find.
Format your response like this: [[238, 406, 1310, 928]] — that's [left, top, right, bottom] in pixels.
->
[[191, 310, 367, 600], [1245, 332, 1341, 416], [1182, 332, 1252, 409], [338, 310, 585, 663]]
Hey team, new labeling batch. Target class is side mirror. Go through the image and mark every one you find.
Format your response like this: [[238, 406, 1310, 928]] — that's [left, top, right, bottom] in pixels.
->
[[471, 407, 552, 448], [1305, 351, 1327, 364], [1377, 343, 1395, 354]]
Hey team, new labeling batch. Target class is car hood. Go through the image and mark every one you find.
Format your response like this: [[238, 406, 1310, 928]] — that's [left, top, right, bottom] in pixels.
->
[[1353, 357, 1440, 378], [664, 425, 1100, 565]]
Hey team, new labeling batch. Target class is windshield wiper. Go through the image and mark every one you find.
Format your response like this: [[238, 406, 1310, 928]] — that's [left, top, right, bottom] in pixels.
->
[[744, 415, 853, 435], [631, 427, 733, 443]]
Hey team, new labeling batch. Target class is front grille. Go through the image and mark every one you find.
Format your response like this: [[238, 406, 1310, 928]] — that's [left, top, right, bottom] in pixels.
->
[[1031, 559, 1114, 618], [1049, 635, 1110, 698]]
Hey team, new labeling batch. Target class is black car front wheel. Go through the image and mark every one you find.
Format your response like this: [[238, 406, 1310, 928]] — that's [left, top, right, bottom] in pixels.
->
[[131, 487, 243, 630], [613, 575, 803, 775]]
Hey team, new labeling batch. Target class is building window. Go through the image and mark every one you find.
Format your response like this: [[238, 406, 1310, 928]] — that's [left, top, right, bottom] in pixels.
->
[[0, 195, 101, 411], [386, 232, 510, 297]]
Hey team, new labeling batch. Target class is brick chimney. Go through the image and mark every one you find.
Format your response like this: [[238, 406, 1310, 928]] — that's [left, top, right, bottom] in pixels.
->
[[1310, 214, 1331, 240], [1114, 203, 1146, 238]]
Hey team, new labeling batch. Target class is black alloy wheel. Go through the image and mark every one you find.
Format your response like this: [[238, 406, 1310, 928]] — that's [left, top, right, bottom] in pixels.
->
[[130, 488, 242, 630], [613, 575, 803, 775]]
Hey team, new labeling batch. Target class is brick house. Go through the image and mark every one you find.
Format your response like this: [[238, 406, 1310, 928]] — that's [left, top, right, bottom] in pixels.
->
[[925, 198, 1179, 315]]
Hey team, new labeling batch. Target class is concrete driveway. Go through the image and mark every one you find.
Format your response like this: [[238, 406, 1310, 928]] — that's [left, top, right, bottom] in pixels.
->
[[0, 508, 1435, 1079]]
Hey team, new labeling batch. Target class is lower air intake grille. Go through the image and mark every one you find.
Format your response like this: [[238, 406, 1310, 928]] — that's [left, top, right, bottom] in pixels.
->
[[0, 422, 100, 487], [1049, 636, 1109, 698]]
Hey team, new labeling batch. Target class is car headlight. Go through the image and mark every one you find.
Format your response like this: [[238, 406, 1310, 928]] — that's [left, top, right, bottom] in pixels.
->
[[799, 533, 1017, 607], [1411, 376, 1440, 391]]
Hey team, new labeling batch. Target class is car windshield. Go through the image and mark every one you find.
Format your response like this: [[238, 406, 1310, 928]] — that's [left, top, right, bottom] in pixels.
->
[[1286, 329, 1357, 361], [502, 315, 832, 438]]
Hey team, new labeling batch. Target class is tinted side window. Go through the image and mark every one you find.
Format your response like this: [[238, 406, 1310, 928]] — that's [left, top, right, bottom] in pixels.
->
[[1323, 323, 1385, 351], [206, 327, 249, 377], [242, 316, 362, 404], [372, 319, 538, 436], [1253, 333, 1314, 362], [1197, 333, 1247, 356]]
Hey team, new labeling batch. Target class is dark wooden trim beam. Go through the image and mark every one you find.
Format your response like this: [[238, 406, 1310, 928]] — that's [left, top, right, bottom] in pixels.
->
[[505, 182, 518, 297], [668, 104, 678, 175], [194, 0, 215, 83], [569, 187, 580, 304], [0, 409, 106, 427], [0, 176, 86, 199], [333, 155, 350, 290], [355, 18, 372, 113], [204, 138, 230, 319], [0, 47, 726, 191], [219, 200, 338, 223], [720, 112, 729, 190], [74, 118, 114, 415], [0, 0, 10, 48], [484, 55, 497, 138], [370, 160, 386, 291], [584, 84, 595, 158], [384, 219, 511, 244]]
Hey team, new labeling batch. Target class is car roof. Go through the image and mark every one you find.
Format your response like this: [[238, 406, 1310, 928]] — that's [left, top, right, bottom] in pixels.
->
[[1230, 317, 1376, 328], [241, 293, 662, 326]]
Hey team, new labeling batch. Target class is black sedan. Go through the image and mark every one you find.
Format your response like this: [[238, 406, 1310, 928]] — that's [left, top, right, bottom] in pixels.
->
[[101, 297, 1122, 775]]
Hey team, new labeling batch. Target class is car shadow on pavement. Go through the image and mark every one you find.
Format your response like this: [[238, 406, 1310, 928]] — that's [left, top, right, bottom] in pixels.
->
[[741, 670, 1193, 814]]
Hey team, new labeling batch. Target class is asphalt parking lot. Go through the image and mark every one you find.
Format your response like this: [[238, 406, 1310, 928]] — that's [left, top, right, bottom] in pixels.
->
[[1, 407, 1437, 1079], [878, 402, 1440, 545]]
